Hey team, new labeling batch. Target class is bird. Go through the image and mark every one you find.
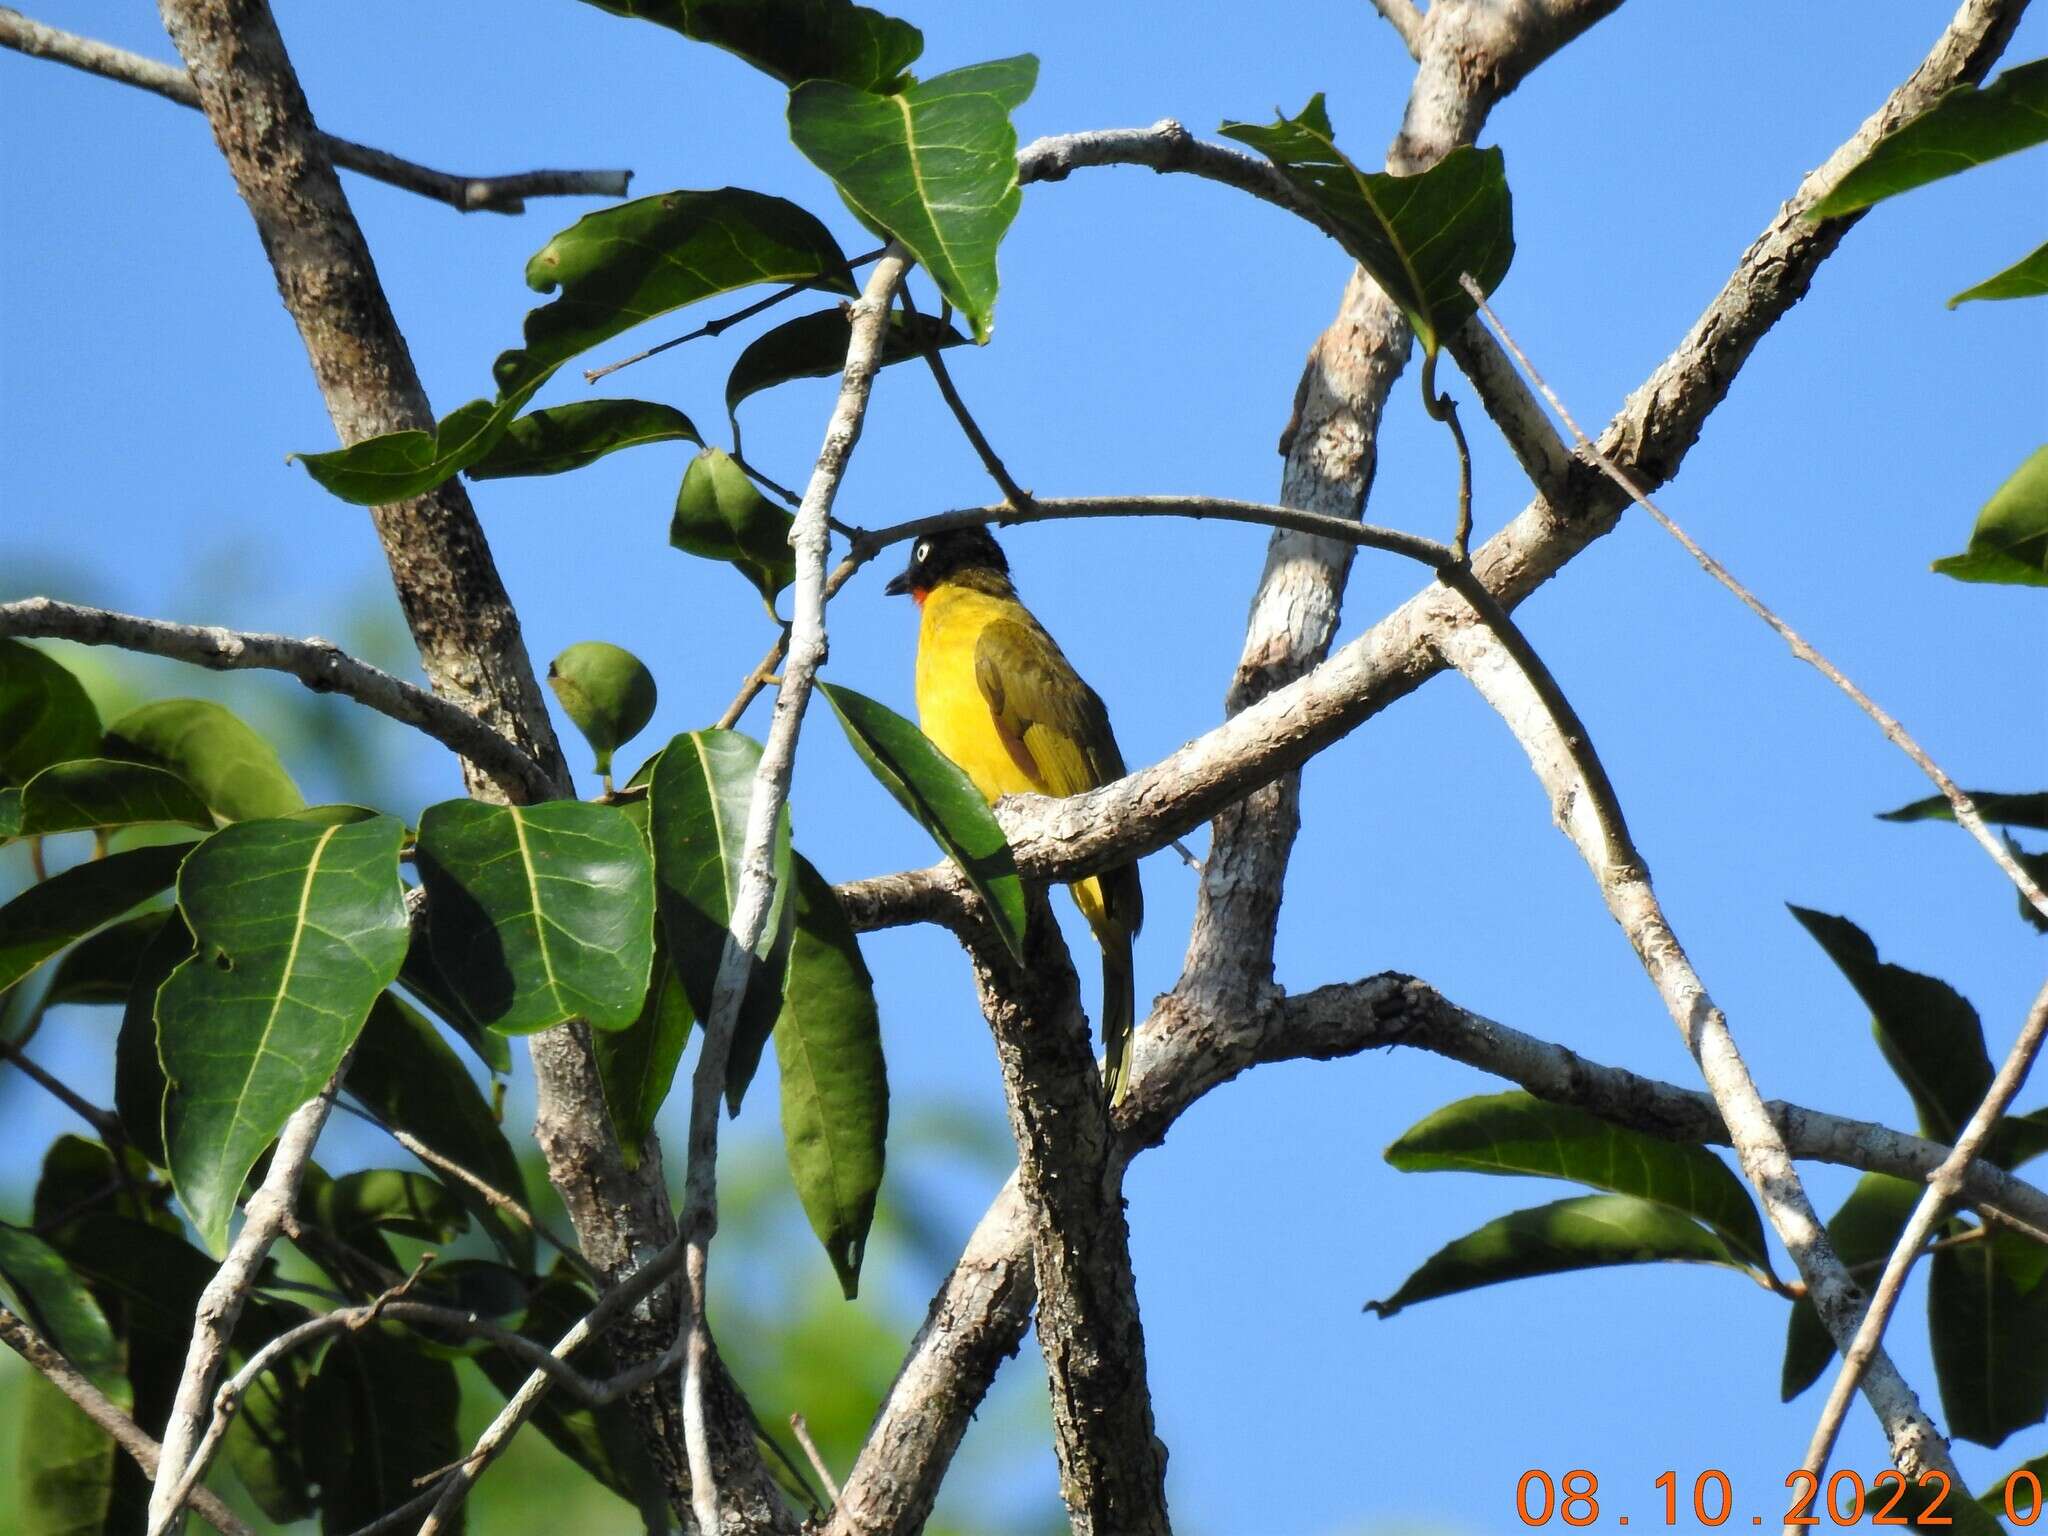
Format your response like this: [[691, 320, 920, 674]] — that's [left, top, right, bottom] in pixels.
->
[[884, 526, 1144, 1104]]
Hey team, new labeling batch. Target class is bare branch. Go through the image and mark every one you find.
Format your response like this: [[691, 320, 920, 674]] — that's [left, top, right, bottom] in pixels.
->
[[1435, 585, 1952, 1477], [676, 248, 911, 1535], [0, 1305, 255, 1536], [899, 286, 1034, 510], [791, 1414, 842, 1505], [963, 891, 1170, 1533], [0, 1034, 126, 1144], [1799, 975, 2048, 1498], [0, 7, 629, 214], [0, 597, 555, 802], [148, 1063, 350, 1534], [1366, 0, 1427, 58], [1462, 280, 2048, 925]]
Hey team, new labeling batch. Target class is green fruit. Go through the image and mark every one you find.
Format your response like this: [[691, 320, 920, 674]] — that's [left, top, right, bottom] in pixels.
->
[[548, 642, 658, 777]]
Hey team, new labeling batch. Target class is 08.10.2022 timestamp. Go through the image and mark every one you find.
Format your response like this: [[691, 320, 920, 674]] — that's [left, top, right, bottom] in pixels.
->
[[1514, 1466, 2045, 1527]]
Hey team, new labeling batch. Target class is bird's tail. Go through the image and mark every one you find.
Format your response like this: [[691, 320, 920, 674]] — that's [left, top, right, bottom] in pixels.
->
[[1101, 922, 1135, 1107]]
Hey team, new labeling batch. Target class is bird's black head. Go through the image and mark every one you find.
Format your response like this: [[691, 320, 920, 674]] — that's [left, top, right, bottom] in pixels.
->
[[884, 527, 1011, 599]]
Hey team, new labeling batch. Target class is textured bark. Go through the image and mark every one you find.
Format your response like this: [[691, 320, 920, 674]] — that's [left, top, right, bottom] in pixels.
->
[[146, 3, 792, 1526], [966, 895, 1170, 1535]]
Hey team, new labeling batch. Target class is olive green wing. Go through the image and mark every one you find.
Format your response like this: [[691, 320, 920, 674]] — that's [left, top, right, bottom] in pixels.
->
[[972, 617, 1126, 799]]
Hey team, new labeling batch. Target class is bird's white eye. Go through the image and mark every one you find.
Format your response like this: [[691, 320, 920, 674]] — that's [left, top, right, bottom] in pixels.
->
[[914, 540, 930, 564]]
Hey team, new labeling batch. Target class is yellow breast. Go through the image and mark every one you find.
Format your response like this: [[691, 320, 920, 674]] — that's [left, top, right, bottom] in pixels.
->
[[914, 584, 1042, 803]]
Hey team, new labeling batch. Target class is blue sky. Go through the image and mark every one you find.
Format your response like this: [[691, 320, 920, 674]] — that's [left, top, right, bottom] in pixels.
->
[[4, 3, 2046, 1531]]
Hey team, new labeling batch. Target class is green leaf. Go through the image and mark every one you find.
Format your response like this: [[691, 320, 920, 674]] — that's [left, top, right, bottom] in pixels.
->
[[222, 1346, 317, 1524], [1220, 97, 1513, 357], [647, 729, 793, 1107], [1878, 789, 2048, 828], [0, 1224, 129, 1536], [0, 841, 191, 993], [1932, 444, 2048, 588], [593, 940, 693, 1169], [396, 923, 513, 1074], [777, 853, 887, 1298], [1982, 1450, 2048, 1517], [1950, 239, 2048, 305], [1790, 906, 1992, 1143], [725, 306, 968, 435], [819, 683, 1026, 960], [414, 799, 655, 1036], [296, 188, 853, 505], [12, 758, 213, 841], [671, 447, 797, 607], [474, 1261, 668, 1527], [115, 911, 192, 1164], [1932, 1227, 2048, 1447], [1812, 59, 2048, 217], [548, 641, 659, 778], [102, 699, 306, 823], [39, 910, 172, 1012], [2013, 841, 2048, 936], [293, 394, 542, 506], [309, 1168, 469, 1247], [0, 640, 101, 788], [347, 993, 532, 1268], [467, 399, 701, 480], [1365, 1193, 1746, 1319], [789, 57, 1039, 342], [1384, 1091, 1771, 1268], [159, 815, 409, 1253], [1781, 1173, 1921, 1401], [575, 0, 923, 91], [0, 788, 18, 841], [307, 1325, 465, 1536]]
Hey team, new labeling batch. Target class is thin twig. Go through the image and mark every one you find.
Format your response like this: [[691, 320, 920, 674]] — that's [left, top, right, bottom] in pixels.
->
[[732, 450, 803, 507], [0, 1035, 126, 1143], [0, 599, 554, 802], [0, 1305, 255, 1536], [1798, 976, 2048, 1501], [791, 1412, 842, 1504], [1419, 351, 1476, 561], [680, 245, 913, 1536], [582, 245, 888, 383], [0, 8, 629, 214], [1844, 1224, 1989, 1278], [901, 287, 1033, 510], [147, 1062, 353, 1535], [1366, 0, 1427, 56], [716, 630, 793, 730], [1460, 277, 2048, 925]]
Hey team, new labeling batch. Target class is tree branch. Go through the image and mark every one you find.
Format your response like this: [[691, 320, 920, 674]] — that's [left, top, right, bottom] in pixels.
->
[[147, 1063, 350, 1534], [0, 597, 555, 803], [1435, 588, 1953, 1479], [676, 248, 911, 1535], [0, 6, 630, 214], [0, 1304, 256, 1536], [961, 891, 1170, 1533], [1366, 0, 1427, 58], [0, 1034, 126, 1144], [1799, 975, 2048, 1498]]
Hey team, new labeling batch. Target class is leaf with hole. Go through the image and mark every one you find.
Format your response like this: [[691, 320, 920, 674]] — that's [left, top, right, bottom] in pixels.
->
[[1813, 60, 2048, 217], [1221, 96, 1513, 356], [726, 306, 968, 437], [548, 641, 659, 779], [574, 0, 923, 91], [777, 853, 887, 1298], [647, 729, 793, 1110], [1951, 239, 2048, 306], [1385, 1091, 1770, 1268], [159, 815, 409, 1253], [820, 682, 1026, 959], [789, 57, 1038, 342], [1790, 905, 1991, 1143], [467, 399, 702, 480], [1366, 1193, 1748, 1318], [671, 448, 797, 607], [414, 799, 655, 1037], [0, 639, 100, 788], [1932, 444, 2048, 589], [11, 758, 213, 841], [102, 698, 305, 823], [1878, 790, 2048, 829], [0, 840, 191, 993]]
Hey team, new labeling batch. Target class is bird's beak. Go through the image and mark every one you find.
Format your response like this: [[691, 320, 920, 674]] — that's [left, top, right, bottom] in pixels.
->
[[883, 567, 914, 597]]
